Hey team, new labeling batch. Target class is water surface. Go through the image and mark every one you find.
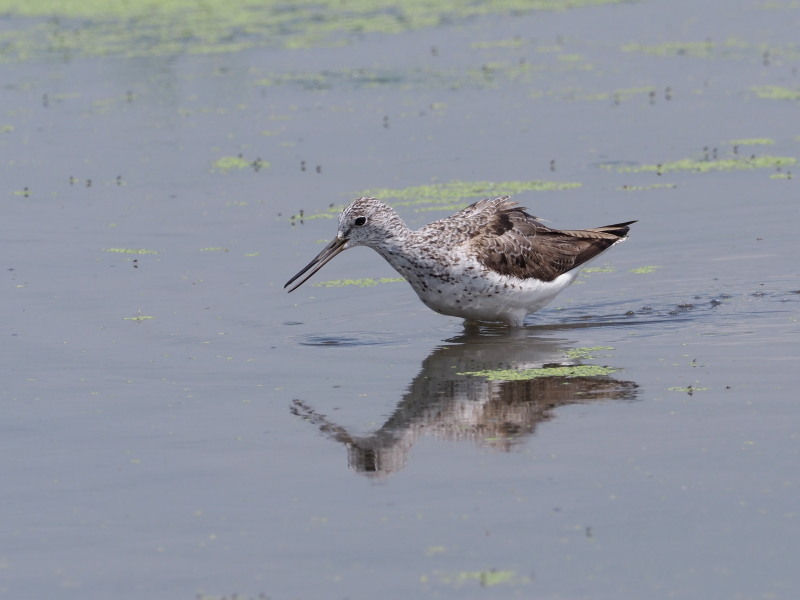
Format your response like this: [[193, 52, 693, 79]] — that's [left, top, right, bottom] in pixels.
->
[[2, 1, 798, 598]]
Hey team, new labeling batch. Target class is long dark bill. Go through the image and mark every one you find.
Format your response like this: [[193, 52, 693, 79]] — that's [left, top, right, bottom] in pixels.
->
[[284, 237, 348, 293]]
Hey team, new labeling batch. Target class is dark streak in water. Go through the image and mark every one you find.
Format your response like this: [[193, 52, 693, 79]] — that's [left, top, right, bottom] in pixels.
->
[[296, 333, 402, 347]]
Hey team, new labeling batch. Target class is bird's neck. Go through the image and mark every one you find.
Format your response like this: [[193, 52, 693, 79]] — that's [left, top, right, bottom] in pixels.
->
[[369, 229, 443, 278]]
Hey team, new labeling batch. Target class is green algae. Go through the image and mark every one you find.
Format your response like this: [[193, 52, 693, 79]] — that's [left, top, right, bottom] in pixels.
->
[[606, 155, 796, 174], [629, 265, 660, 274], [123, 314, 156, 321], [361, 180, 581, 206], [564, 346, 614, 360], [254, 61, 547, 92], [302, 179, 582, 220], [432, 569, 530, 587], [425, 545, 447, 556], [255, 67, 449, 91], [621, 40, 716, 58], [212, 156, 269, 173], [527, 85, 664, 104], [471, 37, 526, 49], [750, 85, 800, 100], [620, 183, 678, 191], [727, 138, 776, 146], [459, 365, 618, 381], [466, 60, 541, 85], [313, 277, 404, 288], [103, 248, 159, 255], [212, 156, 248, 172], [621, 37, 767, 59], [0, 0, 632, 62], [621, 37, 800, 64]]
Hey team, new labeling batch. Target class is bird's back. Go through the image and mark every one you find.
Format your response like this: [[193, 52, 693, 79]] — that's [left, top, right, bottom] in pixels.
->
[[460, 197, 634, 282]]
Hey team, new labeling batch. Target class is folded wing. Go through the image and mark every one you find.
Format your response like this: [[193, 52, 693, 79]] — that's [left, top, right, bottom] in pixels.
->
[[465, 198, 635, 282]]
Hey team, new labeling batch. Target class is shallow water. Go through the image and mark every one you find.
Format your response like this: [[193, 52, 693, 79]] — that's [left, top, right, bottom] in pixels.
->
[[2, 1, 799, 598]]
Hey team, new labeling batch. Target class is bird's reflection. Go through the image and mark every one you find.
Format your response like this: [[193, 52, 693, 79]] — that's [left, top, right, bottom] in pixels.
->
[[292, 324, 638, 478]]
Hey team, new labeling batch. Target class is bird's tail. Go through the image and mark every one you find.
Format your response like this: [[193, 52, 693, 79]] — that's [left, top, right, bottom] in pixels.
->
[[564, 220, 637, 241]]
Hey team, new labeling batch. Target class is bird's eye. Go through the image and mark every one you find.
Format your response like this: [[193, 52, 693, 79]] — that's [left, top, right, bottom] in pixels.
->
[[354, 216, 367, 226]]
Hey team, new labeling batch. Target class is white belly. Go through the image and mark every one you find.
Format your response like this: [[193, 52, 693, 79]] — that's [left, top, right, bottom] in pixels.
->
[[400, 263, 579, 326]]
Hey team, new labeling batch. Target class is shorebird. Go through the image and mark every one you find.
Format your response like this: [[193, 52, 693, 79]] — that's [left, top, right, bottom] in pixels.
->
[[285, 196, 635, 326]]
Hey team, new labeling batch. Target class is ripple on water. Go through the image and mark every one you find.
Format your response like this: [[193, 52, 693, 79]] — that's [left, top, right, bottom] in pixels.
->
[[295, 332, 402, 347]]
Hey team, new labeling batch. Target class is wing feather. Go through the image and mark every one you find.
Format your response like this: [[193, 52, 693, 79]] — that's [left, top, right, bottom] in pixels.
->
[[466, 199, 635, 281]]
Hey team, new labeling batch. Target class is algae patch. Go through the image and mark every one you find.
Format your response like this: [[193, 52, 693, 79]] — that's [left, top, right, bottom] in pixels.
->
[[620, 183, 678, 191], [621, 40, 716, 58], [103, 248, 159, 255], [212, 156, 269, 173], [726, 138, 776, 146], [582, 265, 615, 274], [459, 365, 618, 381], [0, 0, 635, 62], [431, 569, 530, 587], [750, 85, 800, 101], [605, 155, 795, 174], [564, 346, 615, 360], [668, 386, 709, 394], [314, 277, 405, 288], [361, 180, 582, 206], [629, 265, 660, 274], [619, 37, 795, 60], [302, 179, 582, 220]]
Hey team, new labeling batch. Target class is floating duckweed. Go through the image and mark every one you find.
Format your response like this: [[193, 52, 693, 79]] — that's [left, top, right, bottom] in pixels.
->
[[123, 315, 156, 321], [459, 365, 618, 381], [629, 265, 660, 274], [582, 266, 615, 273], [471, 38, 525, 49], [361, 180, 582, 205], [0, 0, 631, 62], [619, 183, 678, 191], [619, 36, 774, 58], [103, 248, 159, 254], [750, 85, 800, 100], [212, 156, 268, 172], [557, 53, 586, 62], [314, 277, 404, 288], [614, 85, 657, 96], [458, 570, 518, 586], [607, 155, 795, 174], [727, 138, 775, 146], [564, 346, 615, 360], [621, 40, 716, 57], [434, 569, 530, 587], [212, 156, 250, 172], [302, 180, 582, 220]]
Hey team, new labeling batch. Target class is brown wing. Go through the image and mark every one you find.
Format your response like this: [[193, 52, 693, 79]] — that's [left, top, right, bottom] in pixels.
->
[[449, 196, 530, 220], [468, 200, 635, 282]]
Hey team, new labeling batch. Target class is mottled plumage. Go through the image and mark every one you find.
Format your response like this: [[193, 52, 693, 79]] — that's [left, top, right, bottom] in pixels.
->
[[285, 196, 635, 326]]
